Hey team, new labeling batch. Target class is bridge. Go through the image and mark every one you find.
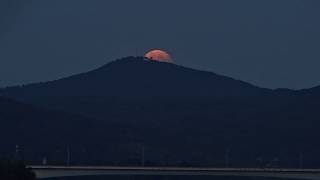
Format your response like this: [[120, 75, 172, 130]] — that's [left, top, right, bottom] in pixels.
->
[[29, 166, 320, 179]]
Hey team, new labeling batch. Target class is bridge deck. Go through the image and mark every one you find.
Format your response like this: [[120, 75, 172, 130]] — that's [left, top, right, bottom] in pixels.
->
[[28, 166, 320, 179]]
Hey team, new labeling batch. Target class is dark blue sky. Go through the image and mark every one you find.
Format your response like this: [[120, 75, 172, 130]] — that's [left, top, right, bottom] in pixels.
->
[[1, 0, 320, 89]]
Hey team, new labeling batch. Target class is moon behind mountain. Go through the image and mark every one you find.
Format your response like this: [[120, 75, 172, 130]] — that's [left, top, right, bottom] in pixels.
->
[[144, 50, 173, 63]]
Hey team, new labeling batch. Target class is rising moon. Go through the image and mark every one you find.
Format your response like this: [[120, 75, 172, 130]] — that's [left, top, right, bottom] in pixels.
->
[[144, 49, 173, 63]]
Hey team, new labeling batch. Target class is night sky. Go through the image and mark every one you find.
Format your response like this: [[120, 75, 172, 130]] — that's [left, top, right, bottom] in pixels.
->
[[1, 0, 320, 89]]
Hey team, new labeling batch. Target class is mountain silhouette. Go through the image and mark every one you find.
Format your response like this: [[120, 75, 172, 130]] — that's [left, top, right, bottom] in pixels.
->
[[1, 56, 271, 98], [1, 57, 320, 167], [0, 96, 143, 164], [0, 96, 94, 157]]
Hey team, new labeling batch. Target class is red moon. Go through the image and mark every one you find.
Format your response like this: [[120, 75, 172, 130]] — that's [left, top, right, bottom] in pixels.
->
[[144, 50, 173, 63]]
